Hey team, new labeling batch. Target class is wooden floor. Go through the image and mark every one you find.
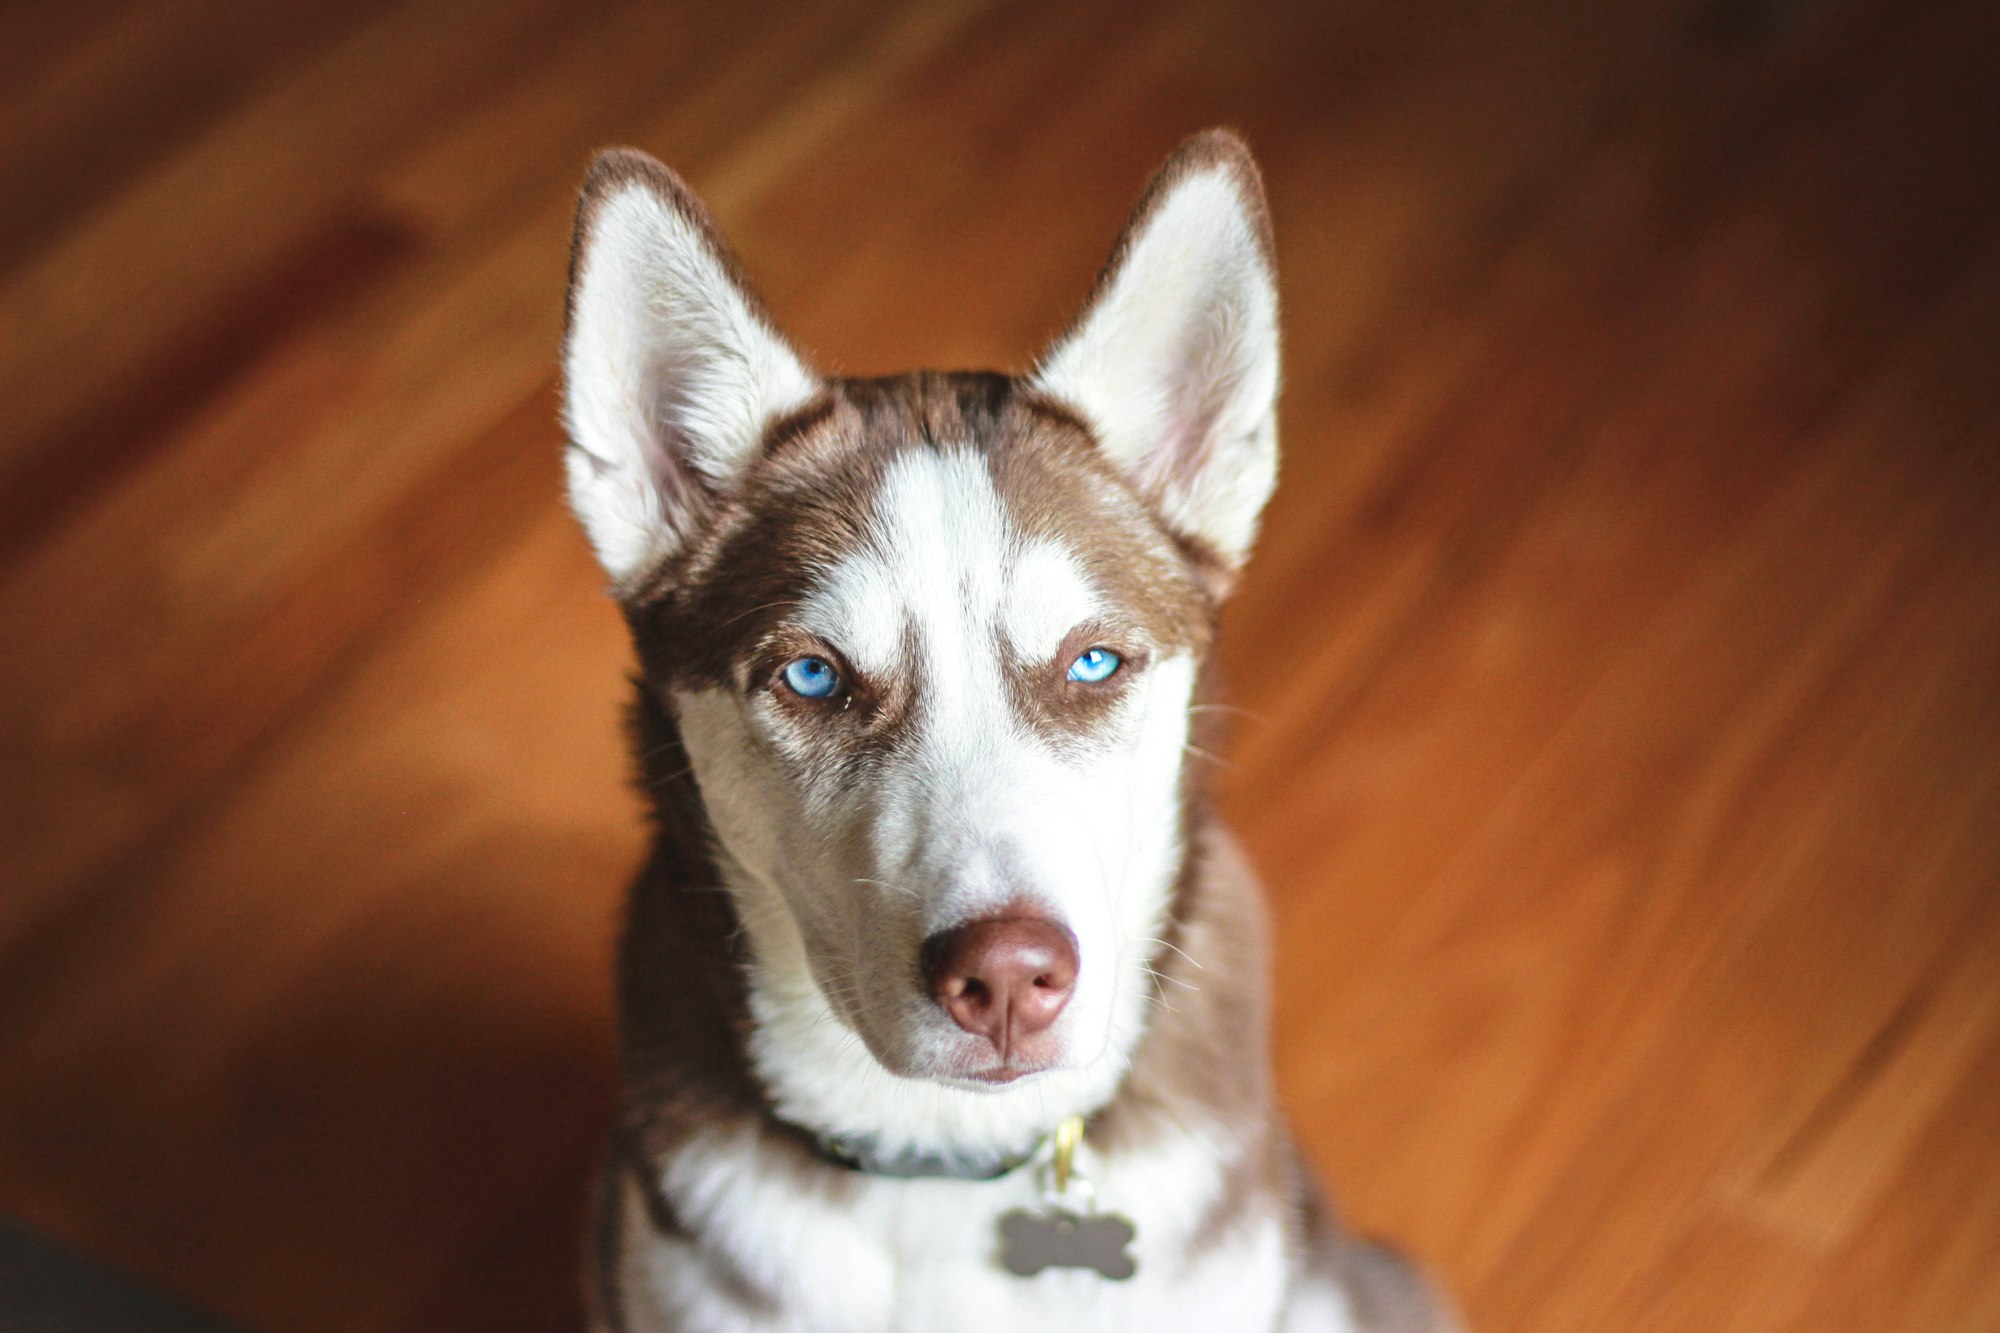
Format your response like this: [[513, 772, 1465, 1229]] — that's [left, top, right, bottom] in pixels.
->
[[4, 0, 1999, 1328]]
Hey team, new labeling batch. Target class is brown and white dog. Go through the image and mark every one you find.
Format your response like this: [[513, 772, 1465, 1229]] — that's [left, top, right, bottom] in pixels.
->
[[561, 129, 1458, 1333]]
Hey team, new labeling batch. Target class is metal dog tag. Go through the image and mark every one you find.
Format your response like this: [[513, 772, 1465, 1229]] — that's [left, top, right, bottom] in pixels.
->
[[998, 1207, 1137, 1280], [996, 1116, 1136, 1280]]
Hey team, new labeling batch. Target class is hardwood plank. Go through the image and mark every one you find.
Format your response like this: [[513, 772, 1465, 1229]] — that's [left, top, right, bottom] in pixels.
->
[[0, 0, 407, 271], [0, 210, 423, 567], [0, 0, 606, 461]]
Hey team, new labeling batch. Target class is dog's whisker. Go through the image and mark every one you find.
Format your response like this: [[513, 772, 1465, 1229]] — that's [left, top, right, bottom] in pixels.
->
[[647, 760, 698, 783], [849, 875, 923, 903], [1182, 742, 1234, 770], [725, 598, 805, 627], [1142, 963, 1200, 992], [1144, 936, 1206, 971]]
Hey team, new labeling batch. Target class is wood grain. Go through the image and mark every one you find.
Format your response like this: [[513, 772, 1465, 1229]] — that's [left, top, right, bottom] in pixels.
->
[[2, 1, 1996, 1329]]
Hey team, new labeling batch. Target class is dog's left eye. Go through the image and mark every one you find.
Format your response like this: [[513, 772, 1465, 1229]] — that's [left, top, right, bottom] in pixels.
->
[[781, 656, 842, 699], [1067, 648, 1122, 684]]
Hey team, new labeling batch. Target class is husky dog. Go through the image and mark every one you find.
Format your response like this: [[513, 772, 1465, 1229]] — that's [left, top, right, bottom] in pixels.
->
[[561, 129, 1458, 1333]]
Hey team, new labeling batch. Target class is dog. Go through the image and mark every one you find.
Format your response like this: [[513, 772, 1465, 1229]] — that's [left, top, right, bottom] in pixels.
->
[[560, 128, 1459, 1333]]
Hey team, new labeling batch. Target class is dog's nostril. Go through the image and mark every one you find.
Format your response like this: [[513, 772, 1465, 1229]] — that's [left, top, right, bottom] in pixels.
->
[[920, 914, 1079, 1059]]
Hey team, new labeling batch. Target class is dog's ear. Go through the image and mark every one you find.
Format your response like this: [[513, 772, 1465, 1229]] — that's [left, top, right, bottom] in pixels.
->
[[562, 148, 820, 587], [1033, 130, 1279, 585]]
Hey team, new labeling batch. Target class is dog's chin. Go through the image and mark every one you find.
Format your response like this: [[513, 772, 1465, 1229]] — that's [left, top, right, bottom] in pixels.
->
[[860, 1041, 1068, 1091]]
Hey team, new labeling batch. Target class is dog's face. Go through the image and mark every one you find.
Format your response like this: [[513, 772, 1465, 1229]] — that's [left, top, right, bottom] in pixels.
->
[[563, 133, 1278, 1094], [626, 385, 1218, 1091]]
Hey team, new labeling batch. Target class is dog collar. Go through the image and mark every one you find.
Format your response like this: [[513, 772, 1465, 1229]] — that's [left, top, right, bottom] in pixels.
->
[[813, 1127, 1049, 1181], [806, 1116, 1142, 1279]]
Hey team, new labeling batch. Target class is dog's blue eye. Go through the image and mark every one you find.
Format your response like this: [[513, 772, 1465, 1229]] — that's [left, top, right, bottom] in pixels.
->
[[782, 656, 841, 699], [1067, 648, 1121, 684]]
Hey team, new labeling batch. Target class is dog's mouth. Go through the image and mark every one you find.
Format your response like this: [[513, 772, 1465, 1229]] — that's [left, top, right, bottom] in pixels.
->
[[920, 1018, 1079, 1089], [959, 1056, 1055, 1087]]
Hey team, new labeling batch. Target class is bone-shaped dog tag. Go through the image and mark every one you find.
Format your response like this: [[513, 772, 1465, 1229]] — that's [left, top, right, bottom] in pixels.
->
[[998, 1207, 1137, 1280]]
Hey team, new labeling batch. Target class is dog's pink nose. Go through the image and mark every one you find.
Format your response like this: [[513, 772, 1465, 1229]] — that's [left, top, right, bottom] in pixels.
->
[[921, 915, 1078, 1060]]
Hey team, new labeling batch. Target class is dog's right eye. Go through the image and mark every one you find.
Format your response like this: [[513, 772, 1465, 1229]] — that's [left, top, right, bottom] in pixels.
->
[[780, 656, 841, 700]]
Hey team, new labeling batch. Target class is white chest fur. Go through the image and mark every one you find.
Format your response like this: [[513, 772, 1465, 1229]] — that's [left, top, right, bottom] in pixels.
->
[[606, 1123, 1328, 1333]]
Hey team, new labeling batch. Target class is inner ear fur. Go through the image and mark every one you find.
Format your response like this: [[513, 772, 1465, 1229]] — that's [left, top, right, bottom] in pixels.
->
[[561, 148, 820, 590], [1032, 129, 1281, 585]]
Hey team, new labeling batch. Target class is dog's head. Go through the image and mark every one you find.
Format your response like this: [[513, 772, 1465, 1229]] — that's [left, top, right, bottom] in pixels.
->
[[562, 132, 1278, 1100]]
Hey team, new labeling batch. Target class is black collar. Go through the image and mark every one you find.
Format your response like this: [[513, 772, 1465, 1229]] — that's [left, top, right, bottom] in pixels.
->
[[809, 1128, 1049, 1181]]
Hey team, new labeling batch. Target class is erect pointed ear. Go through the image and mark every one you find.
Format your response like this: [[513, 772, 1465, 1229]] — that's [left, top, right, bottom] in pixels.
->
[[562, 148, 821, 587], [1032, 129, 1280, 584]]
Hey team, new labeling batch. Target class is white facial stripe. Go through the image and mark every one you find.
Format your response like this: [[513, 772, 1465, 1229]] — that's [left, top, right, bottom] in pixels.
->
[[1004, 539, 1100, 663], [799, 449, 1100, 680]]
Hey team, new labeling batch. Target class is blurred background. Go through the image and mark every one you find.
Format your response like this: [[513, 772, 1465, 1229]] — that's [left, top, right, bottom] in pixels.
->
[[3, 0, 1998, 1329]]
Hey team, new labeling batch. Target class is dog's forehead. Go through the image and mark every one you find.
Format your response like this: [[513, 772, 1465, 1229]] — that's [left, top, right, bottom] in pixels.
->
[[645, 372, 1210, 684], [795, 446, 1099, 675]]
